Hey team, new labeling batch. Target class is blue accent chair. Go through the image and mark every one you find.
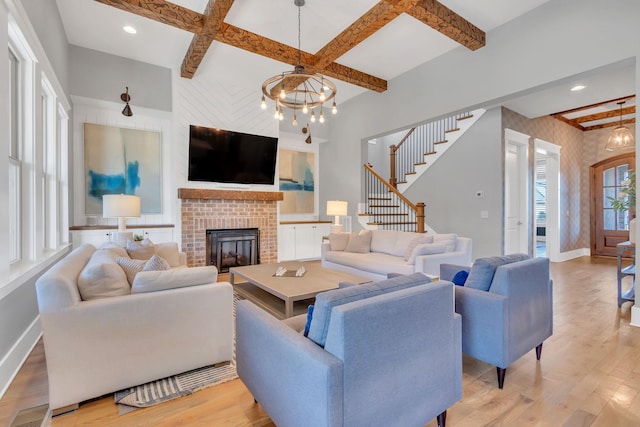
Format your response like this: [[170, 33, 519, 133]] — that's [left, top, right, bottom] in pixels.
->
[[441, 257, 553, 389], [236, 276, 462, 427]]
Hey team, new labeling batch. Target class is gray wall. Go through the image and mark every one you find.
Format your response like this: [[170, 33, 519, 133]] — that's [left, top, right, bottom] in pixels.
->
[[320, 0, 640, 253], [20, 0, 69, 92], [405, 108, 503, 258], [0, 276, 43, 359], [69, 45, 172, 111]]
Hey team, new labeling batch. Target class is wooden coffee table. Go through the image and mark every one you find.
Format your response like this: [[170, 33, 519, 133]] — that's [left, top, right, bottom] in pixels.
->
[[229, 262, 369, 319]]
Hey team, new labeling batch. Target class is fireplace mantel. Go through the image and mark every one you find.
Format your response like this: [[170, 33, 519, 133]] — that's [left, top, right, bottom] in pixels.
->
[[178, 188, 283, 201]]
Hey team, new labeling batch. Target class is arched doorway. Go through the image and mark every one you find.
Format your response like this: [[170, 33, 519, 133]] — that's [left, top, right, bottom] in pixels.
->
[[590, 153, 635, 257]]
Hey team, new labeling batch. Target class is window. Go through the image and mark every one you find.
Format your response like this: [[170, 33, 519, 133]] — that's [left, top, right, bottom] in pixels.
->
[[8, 48, 21, 263], [603, 164, 630, 231], [42, 76, 58, 250]]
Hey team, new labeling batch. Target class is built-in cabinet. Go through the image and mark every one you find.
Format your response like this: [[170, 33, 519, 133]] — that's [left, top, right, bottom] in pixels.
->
[[70, 225, 175, 248], [278, 222, 331, 261]]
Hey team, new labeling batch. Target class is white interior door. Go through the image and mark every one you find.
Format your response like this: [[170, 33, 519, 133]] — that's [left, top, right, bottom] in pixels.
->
[[504, 129, 530, 255]]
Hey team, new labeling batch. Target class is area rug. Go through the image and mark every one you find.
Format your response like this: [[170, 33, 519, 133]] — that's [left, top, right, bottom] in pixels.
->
[[114, 292, 243, 414]]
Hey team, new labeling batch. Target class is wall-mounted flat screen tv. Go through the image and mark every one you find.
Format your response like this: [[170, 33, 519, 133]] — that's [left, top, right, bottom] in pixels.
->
[[188, 125, 278, 185]]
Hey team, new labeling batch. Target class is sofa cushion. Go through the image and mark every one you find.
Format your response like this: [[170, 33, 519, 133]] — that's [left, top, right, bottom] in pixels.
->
[[345, 230, 372, 253], [432, 234, 458, 252], [465, 253, 530, 291], [98, 242, 129, 258], [117, 254, 171, 285], [77, 249, 130, 300], [328, 232, 351, 251], [131, 265, 218, 294], [307, 272, 431, 346], [155, 242, 181, 267], [325, 251, 415, 276], [369, 229, 399, 255], [403, 234, 434, 260], [405, 243, 447, 264]]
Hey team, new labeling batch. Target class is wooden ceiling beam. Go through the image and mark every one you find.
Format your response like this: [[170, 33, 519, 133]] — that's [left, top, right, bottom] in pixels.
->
[[180, 0, 235, 78], [216, 24, 387, 92], [313, 0, 419, 70], [583, 118, 636, 132], [95, 0, 203, 33], [574, 106, 636, 124], [407, 0, 485, 51], [551, 94, 635, 117]]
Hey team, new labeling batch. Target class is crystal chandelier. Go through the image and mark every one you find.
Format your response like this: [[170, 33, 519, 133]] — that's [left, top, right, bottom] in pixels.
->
[[260, 0, 337, 127], [605, 101, 635, 151]]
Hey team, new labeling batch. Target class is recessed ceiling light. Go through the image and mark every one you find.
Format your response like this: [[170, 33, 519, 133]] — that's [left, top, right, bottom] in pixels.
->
[[123, 25, 137, 34], [571, 85, 586, 92]]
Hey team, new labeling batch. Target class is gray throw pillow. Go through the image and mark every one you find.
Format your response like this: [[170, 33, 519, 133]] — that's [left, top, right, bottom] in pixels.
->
[[465, 253, 530, 291], [345, 230, 372, 253], [328, 232, 352, 251]]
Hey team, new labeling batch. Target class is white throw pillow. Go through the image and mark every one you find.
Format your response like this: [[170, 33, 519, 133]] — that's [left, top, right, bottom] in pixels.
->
[[117, 255, 171, 285], [98, 242, 129, 258], [77, 250, 130, 300], [345, 230, 372, 254], [403, 235, 434, 261], [131, 266, 218, 294], [406, 243, 447, 264], [432, 234, 458, 252], [328, 232, 352, 251]]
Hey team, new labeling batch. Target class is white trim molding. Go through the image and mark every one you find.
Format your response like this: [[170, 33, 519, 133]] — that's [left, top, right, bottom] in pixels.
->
[[0, 317, 41, 400]]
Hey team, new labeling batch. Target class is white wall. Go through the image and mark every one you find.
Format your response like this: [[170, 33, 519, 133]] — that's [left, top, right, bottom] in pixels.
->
[[321, 0, 640, 241]]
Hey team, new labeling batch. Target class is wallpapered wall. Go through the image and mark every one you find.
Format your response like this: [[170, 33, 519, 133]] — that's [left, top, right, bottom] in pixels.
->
[[501, 108, 586, 252]]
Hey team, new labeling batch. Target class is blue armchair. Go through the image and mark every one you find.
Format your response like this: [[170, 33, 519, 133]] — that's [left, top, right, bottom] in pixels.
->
[[236, 274, 462, 427], [441, 256, 553, 389]]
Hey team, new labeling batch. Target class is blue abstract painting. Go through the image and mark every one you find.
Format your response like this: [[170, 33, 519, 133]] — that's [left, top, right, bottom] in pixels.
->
[[279, 149, 314, 214], [84, 123, 162, 215]]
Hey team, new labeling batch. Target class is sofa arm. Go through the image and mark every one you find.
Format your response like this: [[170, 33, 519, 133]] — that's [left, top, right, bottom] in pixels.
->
[[236, 300, 343, 427], [440, 263, 470, 281], [454, 286, 508, 367], [415, 252, 471, 277], [321, 241, 331, 261]]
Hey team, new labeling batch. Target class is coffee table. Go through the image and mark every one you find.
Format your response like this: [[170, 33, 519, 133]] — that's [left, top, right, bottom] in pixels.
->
[[229, 262, 369, 319]]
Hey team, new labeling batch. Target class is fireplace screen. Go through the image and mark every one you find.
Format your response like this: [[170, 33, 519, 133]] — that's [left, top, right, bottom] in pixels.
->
[[206, 228, 259, 273]]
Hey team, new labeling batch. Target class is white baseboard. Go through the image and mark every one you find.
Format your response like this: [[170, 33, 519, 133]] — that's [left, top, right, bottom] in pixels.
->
[[0, 316, 42, 400], [554, 248, 590, 262]]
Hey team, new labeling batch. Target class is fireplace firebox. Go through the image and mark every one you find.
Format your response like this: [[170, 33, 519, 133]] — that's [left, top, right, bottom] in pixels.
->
[[206, 228, 259, 273]]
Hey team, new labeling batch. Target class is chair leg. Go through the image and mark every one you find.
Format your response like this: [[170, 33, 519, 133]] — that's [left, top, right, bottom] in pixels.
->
[[536, 343, 543, 360], [437, 410, 447, 427], [497, 367, 506, 389]]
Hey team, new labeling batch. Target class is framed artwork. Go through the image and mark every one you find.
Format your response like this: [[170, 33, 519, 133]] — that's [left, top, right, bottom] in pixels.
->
[[84, 123, 162, 215], [279, 149, 314, 214]]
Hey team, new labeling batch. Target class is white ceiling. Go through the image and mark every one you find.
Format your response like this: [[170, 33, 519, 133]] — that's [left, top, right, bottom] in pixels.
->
[[55, 0, 635, 119]]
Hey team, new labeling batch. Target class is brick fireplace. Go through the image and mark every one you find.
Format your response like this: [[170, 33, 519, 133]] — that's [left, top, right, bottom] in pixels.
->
[[178, 188, 283, 267]]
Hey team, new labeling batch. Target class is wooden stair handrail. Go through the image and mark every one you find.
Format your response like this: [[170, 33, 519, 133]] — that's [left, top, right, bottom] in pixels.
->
[[389, 127, 416, 188], [364, 163, 425, 233]]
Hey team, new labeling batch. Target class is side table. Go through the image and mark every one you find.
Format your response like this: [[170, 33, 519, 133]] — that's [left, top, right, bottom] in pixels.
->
[[616, 241, 635, 307]]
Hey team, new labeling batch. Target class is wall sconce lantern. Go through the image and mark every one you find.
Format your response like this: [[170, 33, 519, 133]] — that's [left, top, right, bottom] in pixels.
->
[[121, 86, 133, 117]]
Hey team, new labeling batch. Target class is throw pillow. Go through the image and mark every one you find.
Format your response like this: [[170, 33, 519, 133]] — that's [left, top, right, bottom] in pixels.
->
[[116, 257, 146, 285], [432, 234, 458, 252], [303, 305, 314, 337], [403, 235, 434, 261], [328, 232, 352, 251], [345, 230, 372, 253], [126, 240, 156, 260], [405, 243, 447, 264], [98, 242, 129, 258], [465, 253, 530, 291], [452, 270, 469, 286], [77, 250, 130, 300], [131, 265, 219, 294], [143, 254, 171, 272]]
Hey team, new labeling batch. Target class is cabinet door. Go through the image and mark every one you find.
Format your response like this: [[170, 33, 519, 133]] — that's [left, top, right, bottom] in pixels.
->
[[142, 228, 174, 243], [278, 225, 297, 261], [294, 225, 317, 260], [71, 230, 111, 249], [313, 224, 332, 258]]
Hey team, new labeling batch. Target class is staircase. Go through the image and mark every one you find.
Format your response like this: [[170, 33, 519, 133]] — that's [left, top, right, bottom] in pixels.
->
[[359, 109, 486, 232]]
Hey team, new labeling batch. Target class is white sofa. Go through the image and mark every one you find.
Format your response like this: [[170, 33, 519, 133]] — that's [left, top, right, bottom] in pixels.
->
[[35, 243, 234, 411], [321, 229, 472, 280]]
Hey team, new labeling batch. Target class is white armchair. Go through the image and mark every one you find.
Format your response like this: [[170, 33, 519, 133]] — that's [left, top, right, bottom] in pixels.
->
[[36, 244, 234, 411]]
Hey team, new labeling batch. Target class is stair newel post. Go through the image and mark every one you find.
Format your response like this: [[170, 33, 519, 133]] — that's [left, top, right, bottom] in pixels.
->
[[416, 202, 425, 233], [390, 144, 397, 189]]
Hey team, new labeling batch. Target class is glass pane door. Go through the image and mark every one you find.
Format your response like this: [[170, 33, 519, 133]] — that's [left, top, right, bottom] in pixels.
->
[[603, 164, 630, 231]]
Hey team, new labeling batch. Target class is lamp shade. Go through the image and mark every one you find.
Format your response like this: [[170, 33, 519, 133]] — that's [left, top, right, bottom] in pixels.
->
[[103, 194, 141, 218], [605, 125, 635, 151], [326, 200, 348, 216]]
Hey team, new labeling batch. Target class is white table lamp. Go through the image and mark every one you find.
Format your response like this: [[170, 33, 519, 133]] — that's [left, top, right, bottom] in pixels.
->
[[103, 194, 141, 246], [326, 200, 348, 233]]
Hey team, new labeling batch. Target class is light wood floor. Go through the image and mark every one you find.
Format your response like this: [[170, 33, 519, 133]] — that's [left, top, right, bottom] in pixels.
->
[[2, 256, 640, 426]]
